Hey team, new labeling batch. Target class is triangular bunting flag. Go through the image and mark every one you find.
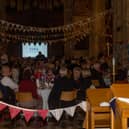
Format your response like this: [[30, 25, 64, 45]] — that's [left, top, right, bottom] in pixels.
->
[[64, 106, 76, 117], [9, 107, 21, 119], [0, 103, 7, 111], [110, 97, 117, 115], [50, 109, 63, 121], [78, 101, 87, 112], [38, 110, 48, 120], [23, 110, 34, 122]]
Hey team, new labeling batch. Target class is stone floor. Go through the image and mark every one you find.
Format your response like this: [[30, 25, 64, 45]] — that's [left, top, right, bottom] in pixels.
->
[[0, 109, 110, 129]]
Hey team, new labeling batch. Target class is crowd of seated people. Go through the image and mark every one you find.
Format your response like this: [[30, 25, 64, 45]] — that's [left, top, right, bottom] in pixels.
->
[[0, 53, 127, 109]]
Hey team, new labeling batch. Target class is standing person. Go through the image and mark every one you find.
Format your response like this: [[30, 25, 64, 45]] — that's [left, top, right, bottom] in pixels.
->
[[36, 51, 46, 61]]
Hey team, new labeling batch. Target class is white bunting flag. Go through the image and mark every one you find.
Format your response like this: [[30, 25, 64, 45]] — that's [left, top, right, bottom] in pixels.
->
[[50, 109, 64, 121], [64, 106, 76, 117]]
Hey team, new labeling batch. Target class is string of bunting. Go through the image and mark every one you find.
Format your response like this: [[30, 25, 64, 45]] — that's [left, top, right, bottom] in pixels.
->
[[0, 9, 112, 43], [0, 29, 91, 43], [0, 101, 86, 122], [0, 32, 112, 44]]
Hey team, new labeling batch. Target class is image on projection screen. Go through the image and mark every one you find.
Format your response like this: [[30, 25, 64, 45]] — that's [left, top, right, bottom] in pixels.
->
[[22, 43, 48, 58]]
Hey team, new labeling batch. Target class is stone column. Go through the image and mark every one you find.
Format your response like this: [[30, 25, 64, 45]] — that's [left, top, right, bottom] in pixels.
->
[[89, 0, 106, 57]]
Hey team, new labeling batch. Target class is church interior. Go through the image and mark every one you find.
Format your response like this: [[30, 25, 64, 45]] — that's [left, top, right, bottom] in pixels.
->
[[0, 0, 128, 129]]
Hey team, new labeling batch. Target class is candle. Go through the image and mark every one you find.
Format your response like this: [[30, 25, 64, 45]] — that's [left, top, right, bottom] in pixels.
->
[[112, 57, 115, 82], [112, 57, 115, 66], [107, 42, 110, 56]]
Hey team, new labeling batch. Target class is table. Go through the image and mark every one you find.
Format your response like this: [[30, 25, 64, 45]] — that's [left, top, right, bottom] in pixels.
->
[[37, 88, 51, 109], [85, 88, 111, 129], [111, 84, 129, 129]]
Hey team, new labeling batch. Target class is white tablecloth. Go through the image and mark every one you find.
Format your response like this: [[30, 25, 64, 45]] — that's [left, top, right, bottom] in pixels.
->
[[37, 88, 51, 109]]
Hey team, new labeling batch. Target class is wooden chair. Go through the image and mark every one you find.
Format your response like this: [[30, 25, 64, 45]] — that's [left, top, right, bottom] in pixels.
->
[[16, 92, 34, 109], [59, 90, 77, 126], [91, 80, 100, 88], [85, 88, 112, 129], [111, 83, 129, 98], [11, 92, 34, 127], [111, 84, 129, 129], [60, 90, 77, 101], [115, 80, 128, 84]]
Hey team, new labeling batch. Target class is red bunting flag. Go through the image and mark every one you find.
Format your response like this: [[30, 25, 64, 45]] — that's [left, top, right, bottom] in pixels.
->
[[38, 110, 48, 120], [0, 103, 7, 111], [9, 107, 21, 119], [23, 110, 34, 122]]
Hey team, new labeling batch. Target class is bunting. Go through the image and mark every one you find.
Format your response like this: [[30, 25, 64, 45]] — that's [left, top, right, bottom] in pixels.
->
[[109, 97, 129, 116], [64, 106, 76, 117], [110, 97, 117, 115], [0, 101, 86, 122], [0, 103, 7, 111], [50, 109, 64, 121], [0, 9, 112, 43], [38, 110, 48, 120], [78, 101, 87, 112], [0, 10, 112, 33], [23, 110, 34, 122], [9, 107, 21, 119]]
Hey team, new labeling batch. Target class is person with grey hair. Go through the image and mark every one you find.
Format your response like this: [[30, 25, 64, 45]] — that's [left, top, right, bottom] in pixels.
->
[[48, 66, 75, 109]]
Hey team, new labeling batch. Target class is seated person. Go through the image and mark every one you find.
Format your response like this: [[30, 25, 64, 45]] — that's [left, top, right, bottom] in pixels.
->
[[0, 64, 18, 104], [90, 62, 106, 88], [19, 69, 42, 109], [72, 67, 82, 90], [78, 69, 92, 100], [1, 64, 18, 92], [48, 67, 75, 109], [46, 69, 55, 87]]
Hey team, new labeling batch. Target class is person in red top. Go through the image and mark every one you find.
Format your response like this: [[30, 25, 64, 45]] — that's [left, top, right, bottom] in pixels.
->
[[19, 69, 42, 109]]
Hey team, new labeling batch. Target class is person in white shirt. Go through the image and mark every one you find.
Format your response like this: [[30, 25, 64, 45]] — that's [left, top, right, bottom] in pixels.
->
[[1, 64, 18, 92]]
